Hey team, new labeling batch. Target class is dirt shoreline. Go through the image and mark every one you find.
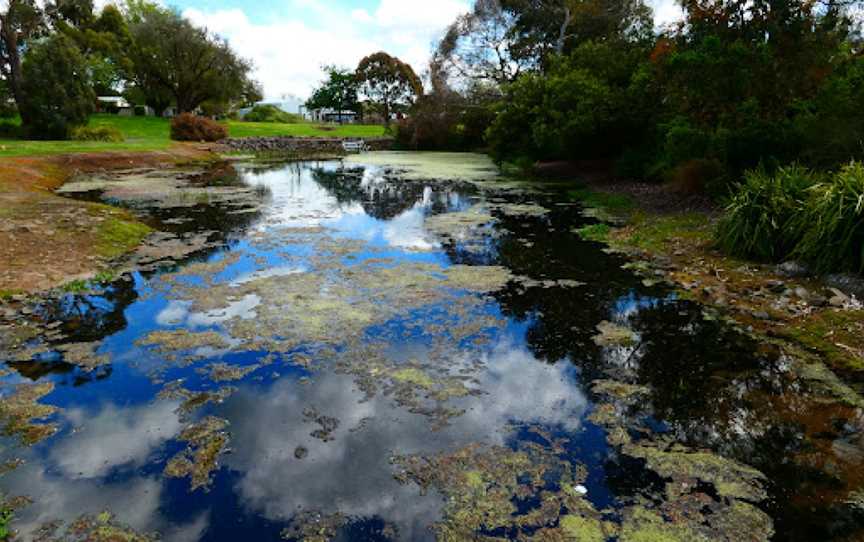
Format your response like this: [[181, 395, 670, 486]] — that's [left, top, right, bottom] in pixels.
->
[[0, 144, 218, 294]]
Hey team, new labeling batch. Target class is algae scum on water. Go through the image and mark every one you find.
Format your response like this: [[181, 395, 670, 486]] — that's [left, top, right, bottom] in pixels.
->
[[1, 153, 863, 541]]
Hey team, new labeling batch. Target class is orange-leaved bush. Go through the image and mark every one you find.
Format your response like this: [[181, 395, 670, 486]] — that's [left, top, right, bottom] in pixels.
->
[[170, 113, 228, 142]]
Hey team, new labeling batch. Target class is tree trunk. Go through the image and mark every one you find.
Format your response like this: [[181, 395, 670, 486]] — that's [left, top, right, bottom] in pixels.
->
[[555, 7, 572, 55], [0, 10, 29, 124]]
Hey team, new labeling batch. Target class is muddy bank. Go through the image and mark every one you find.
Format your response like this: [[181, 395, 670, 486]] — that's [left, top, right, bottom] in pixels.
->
[[0, 146, 224, 294]]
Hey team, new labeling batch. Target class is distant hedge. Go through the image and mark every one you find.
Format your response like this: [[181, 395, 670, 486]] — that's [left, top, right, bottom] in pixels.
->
[[244, 105, 302, 124]]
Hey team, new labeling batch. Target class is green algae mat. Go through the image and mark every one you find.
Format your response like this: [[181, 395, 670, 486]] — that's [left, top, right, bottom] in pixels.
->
[[0, 153, 862, 541]]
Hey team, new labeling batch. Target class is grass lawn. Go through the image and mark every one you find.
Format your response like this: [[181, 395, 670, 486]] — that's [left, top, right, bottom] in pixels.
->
[[0, 114, 387, 157]]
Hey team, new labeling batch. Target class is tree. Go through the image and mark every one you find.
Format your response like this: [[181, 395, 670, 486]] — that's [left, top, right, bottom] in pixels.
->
[[51, 3, 133, 96], [18, 33, 95, 139], [0, 76, 14, 117], [0, 0, 45, 122], [356, 52, 422, 125], [501, 0, 653, 58], [432, 0, 653, 88], [433, 0, 528, 87], [306, 65, 360, 123], [128, 7, 255, 113]]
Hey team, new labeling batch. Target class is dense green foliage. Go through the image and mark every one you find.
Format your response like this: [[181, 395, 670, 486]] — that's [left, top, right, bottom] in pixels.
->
[[243, 105, 301, 124], [432, 0, 861, 193], [19, 34, 95, 139], [306, 66, 361, 120], [127, 7, 253, 114], [1, 0, 257, 139], [794, 162, 864, 273], [717, 163, 864, 273], [716, 166, 819, 261], [424, 0, 864, 274]]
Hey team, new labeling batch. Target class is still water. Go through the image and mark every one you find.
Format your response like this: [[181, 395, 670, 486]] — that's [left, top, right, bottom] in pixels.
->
[[0, 153, 862, 541]]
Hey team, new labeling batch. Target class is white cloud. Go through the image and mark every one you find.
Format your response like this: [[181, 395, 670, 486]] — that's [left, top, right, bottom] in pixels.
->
[[184, 0, 684, 101], [183, 0, 471, 101], [649, 0, 685, 27]]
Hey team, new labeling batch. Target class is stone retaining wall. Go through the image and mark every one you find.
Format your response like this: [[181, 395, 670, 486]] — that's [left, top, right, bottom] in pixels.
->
[[222, 136, 393, 154]]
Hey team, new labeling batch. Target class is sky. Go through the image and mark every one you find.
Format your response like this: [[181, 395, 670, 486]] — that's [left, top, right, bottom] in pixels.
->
[[102, 0, 684, 100]]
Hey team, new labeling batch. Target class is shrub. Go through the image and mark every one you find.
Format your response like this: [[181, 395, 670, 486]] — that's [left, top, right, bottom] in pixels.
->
[[793, 162, 864, 273], [71, 126, 125, 142], [170, 113, 228, 142], [244, 105, 301, 124], [0, 121, 20, 138], [716, 165, 818, 262], [19, 35, 95, 140]]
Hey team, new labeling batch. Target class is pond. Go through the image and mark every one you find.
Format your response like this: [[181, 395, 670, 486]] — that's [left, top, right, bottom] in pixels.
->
[[0, 152, 862, 541]]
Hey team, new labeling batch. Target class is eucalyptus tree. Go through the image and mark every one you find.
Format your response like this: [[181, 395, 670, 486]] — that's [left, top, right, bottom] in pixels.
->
[[356, 52, 422, 125], [0, 0, 45, 121]]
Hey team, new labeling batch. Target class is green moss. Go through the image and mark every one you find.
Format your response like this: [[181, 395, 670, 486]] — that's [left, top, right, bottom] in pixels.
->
[[392, 368, 435, 389], [569, 188, 635, 212], [94, 217, 152, 260], [619, 508, 709, 542], [623, 443, 767, 502], [576, 223, 612, 242], [464, 470, 485, 491], [780, 309, 864, 373], [0, 289, 22, 302], [560, 514, 607, 542], [34, 512, 157, 541], [393, 442, 596, 539], [165, 416, 230, 492], [62, 279, 89, 293], [0, 506, 13, 540], [0, 382, 58, 446], [622, 212, 711, 253], [93, 270, 118, 284]]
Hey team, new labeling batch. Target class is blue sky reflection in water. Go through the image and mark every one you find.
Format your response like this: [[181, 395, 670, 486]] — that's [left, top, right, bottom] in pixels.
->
[[2, 155, 860, 541], [0, 159, 604, 541]]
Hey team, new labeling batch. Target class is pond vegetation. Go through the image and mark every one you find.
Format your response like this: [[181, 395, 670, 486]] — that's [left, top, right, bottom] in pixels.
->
[[0, 153, 862, 541]]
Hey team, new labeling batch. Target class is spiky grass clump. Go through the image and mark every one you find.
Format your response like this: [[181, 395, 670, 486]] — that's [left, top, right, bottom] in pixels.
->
[[716, 165, 818, 261], [793, 161, 864, 273]]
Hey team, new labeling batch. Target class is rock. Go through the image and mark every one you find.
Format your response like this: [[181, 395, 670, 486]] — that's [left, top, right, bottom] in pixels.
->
[[794, 287, 810, 300], [825, 274, 864, 300], [829, 288, 851, 308], [777, 261, 812, 278], [752, 310, 771, 321], [766, 280, 786, 294], [809, 295, 828, 307]]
